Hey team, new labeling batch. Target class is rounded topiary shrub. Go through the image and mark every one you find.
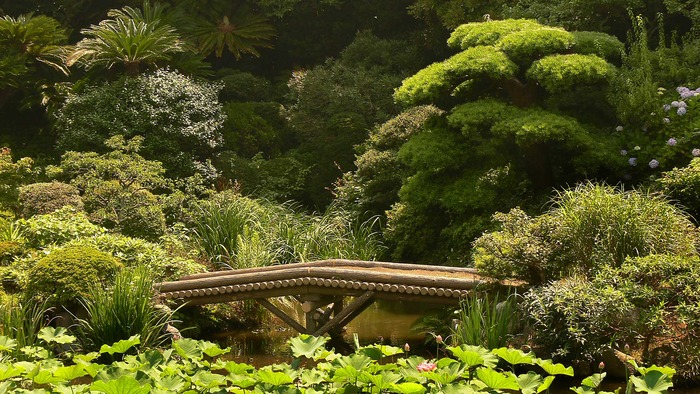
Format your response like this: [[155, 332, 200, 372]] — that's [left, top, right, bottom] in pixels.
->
[[26, 246, 122, 308], [0, 241, 23, 265], [19, 182, 84, 217]]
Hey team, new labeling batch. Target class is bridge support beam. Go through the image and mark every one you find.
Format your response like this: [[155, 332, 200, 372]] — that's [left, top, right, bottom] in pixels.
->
[[254, 291, 376, 337]]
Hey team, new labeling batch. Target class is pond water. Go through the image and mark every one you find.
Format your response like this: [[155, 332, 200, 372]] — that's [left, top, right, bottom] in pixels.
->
[[209, 299, 446, 366]]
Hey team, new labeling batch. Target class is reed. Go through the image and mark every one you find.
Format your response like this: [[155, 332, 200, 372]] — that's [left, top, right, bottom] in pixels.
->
[[77, 265, 174, 352], [0, 296, 48, 359], [452, 291, 519, 349]]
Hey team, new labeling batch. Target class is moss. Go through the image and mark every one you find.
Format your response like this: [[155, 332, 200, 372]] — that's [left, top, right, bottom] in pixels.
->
[[26, 246, 123, 308]]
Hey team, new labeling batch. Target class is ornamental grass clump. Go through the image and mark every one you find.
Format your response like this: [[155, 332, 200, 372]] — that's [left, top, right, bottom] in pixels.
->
[[474, 182, 698, 284], [76, 265, 175, 353]]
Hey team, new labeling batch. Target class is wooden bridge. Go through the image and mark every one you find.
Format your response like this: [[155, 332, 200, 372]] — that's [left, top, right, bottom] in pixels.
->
[[155, 260, 487, 337]]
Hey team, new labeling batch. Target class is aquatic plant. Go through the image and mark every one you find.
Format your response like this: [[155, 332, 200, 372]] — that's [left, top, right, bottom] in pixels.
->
[[0, 332, 675, 393]]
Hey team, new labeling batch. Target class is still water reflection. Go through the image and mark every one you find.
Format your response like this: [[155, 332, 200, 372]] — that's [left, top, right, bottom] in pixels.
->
[[209, 299, 445, 366]]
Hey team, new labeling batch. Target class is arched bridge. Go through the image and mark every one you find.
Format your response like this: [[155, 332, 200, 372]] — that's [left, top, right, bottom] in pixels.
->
[[155, 260, 488, 337]]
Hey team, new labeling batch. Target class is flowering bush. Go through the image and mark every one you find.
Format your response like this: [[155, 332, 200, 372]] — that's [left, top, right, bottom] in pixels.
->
[[615, 85, 700, 181]]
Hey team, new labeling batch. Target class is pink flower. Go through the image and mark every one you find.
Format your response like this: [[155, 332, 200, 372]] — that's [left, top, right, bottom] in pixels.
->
[[417, 361, 437, 372]]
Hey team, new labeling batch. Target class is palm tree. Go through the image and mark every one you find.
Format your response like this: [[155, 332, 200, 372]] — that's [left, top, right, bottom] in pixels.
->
[[0, 13, 70, 107], [174, 1, 275, 59], [68, 3, 185, 76]]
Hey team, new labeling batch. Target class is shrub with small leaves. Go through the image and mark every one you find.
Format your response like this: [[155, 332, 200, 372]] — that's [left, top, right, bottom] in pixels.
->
[[16, 206, 105, 249], [18, 182, 83, 217], [26, 245, 122, 308]]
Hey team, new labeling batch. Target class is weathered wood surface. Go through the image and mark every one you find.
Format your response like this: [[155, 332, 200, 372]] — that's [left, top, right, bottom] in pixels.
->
[[154, 260, 488, 335], [156, 260, 483, 303]]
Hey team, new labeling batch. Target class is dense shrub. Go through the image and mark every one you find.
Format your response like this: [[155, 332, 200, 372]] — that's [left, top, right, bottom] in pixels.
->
[[659, 157, 700, 219], [382, 19, 621, 263], [0, 241, 23, 265], [216, 69, 273, 102], [523, 276, 632, 367], [54, 69, 225, 177], [0, 148, 36, 213], [50, 136, 169, 240], [474, 183, 699, 284], [16, 206, 105, 249], [18, 182, 83, 217], [62, 233, 205, 281], [26, 246, 122, 308], [336, 105, 443, 219]]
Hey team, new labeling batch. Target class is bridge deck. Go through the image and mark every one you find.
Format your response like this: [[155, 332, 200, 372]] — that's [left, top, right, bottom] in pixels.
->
[[155, 260, 487, 336]]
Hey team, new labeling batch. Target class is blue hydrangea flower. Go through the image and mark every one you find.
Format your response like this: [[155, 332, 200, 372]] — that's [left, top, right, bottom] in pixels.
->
[[648, 159, 659, 169], [671, 101, 680, 107], [615, 125, 623, 132], [663, 118, 671, 123], [629, 157, 638, 166], [663, 104, 671, 111], [667, 138, 677, 146], [620, 149, 628, 155], [678, 107, 687, 116], [693, 148, 700, 157]]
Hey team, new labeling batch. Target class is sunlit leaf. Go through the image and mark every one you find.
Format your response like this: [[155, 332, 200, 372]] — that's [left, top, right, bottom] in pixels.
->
[[257, 368, 294, 386], [393, 381, 427, 394], [517, 371, 543, 394], [90, 375, 152, 394], [493, 347, 535, 365], [0, 336, 17, 353], [199, 340, 230, 357], [172, 338, 202, 360], [536, 358, 575, 376], [629, 370, 674, 394], [100, 336, 140, 355], [288, 335, 328, 359], [475, 368, 520, 390], [38, 327, 76, 344]]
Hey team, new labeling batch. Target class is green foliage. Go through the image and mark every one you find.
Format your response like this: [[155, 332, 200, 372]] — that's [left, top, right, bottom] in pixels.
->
[[658, 157, 700, 218], [0, 297, 48, 360], [394, 46, 517, 106], [382, 19, 621, 262], [286, 31, 420, 207], [219, 153, 310, 202], [527, 54, 616, 93], [0, 13, 69, 108], [474, 183, 698, 284], [18, 181, 83, 217], [452, 292, 520, 349], [0, 241, 22, 265], [497, 27, 575, 65], [67, 4, 185, 76], [62, 232, 205, 281], [0, 148, 35, 213], [571, 31, 624, 62], [594, 254, 700, 380], [16, 206, 105, 249], [524, 276, 632, 363], [0, 330, 675, 393], [607, 15, 662, 129], [51, 136, 171, 240], [447, 19, 542, 50], [54, 70, 225, 177], [186, 6, 275, 59], [191, 192, 386, 268], [337, 105, 443, 218], [77, 265, 174, 353], [26, 245, 122, 308], [216, 69, 273, 102], [220, 102, 282, 158]]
